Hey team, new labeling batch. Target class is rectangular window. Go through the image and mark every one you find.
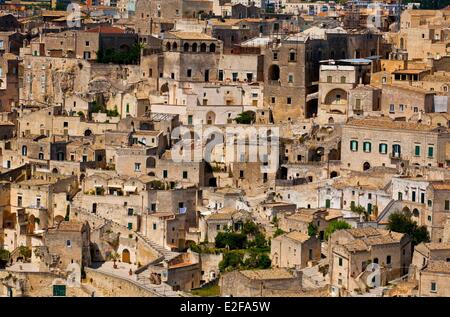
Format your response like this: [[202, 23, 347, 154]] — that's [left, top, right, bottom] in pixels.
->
[[415, 145, 421, 156], [287, 97, 292, 105], [153, 223, 157, 230], [412, 191, 416, 202], [386, 255, 391, 265], [127, 223, 132, 230], [66, 240, 71, 247], [428, 146, 434, 158], [134, 163, 141, 172], [445, 200, 449, 210], [338, 257, 343, 266], [431, 282, 437, 292], [187, 69, 192, 77], [363, 142, 371, 153], [163, 170, 168, 178], [350, 140, 358, 152], [288, 74, 293, 83], [239, 170, 244, 178], [182, 171, 188, 179], [379, 143, 387, 154], [128, 208, 134, 216], [421, 192, 425, 204], [218, 70, 224, 81], [389, 104, 395, 113]]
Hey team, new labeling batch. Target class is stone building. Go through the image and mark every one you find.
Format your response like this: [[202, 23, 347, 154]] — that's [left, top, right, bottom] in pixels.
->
[[43, 220, 91, 269], [329, 227, 411, 296], [220, 268, 302, 296], [317, 58, 373, 124], [271, 230, 321, 269], [341, 117, 450, 172], [418, 260, 450, 297]]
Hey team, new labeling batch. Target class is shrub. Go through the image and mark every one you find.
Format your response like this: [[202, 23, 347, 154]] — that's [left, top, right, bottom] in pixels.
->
[[324, 220, 351, 240], [215, 232, 247, 250]]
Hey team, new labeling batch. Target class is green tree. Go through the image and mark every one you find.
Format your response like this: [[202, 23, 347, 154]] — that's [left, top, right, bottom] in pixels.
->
[[235, 111, 255, 124], [324, 220, 351, 240], [215, 232, 247, 250], [308, 222, 318, 237], [387, 212, 430, 246], [351, 205, 369, 221], [273, 228, 285, 238], [219, 251, 244, 272]]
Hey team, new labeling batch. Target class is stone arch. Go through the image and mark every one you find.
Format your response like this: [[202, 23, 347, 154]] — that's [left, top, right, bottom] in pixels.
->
[[412, 208, 419, 218], [402, 206, 411, 217], [268, 64, 280, 81], [122, 249, 131, 263], [192, 43, 198, 52], [328, 148, 340, 161], [146, 157, 156, 168], [324, 88, 347, 105], [183, 42, 189, 52], [206, 111, 216, 125], [172, 42, 178, 51], [363, 162, 371, 171], [209, 43, 216, 52], [200, 43, 207, 52], [54, 215, 64, 225], [165, 42, 171, 51], [160, 82, 169, 94]]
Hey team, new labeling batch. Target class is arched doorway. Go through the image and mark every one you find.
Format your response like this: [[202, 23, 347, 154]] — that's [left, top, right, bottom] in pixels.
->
[[363, 162, 371, 171], [206, 111, 216, 125], [122, 249, 131, 263], [268, 64, 280, 81]]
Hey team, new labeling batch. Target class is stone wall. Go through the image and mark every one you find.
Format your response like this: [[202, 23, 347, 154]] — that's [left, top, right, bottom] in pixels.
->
[[85, 268, 159, 297]]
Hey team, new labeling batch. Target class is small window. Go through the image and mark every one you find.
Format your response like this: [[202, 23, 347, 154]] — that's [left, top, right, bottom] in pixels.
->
[[287, 97, 292, 105], [431, 282, 437, 292], [415, 145, 421, 156], [363, 142, 371, 153], [428, 146, 434, 158], [338, 257, 343, 266], [187, 69, 192, 77], [379, 143, 387, 154], [153, 223, 157, 230], [445, 200, 449, 210], [350, 140, 358, 152], [239, 170, 244, 178], [340, 76, 346, 83], [66, 240, 71, 247], [182, 171, 188, 179], [386, 255, 391, 265], [163, 170, 168, 178], [134, 163, 141, 172]]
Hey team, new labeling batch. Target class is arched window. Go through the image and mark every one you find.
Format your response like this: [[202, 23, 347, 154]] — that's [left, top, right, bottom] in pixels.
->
[[209, 43, 216, 53], [165, 42, 171, 51], [22, 145, 27, 156], [183, 43, 189, 52], [200, 43, 207, 52], [172, 42, 178, 51], [289, 50, 296, 62], [192, 43, 198, 52]]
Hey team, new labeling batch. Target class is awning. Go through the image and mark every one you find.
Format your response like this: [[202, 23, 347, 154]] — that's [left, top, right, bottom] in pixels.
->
[[124, 185, 137, 192]]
